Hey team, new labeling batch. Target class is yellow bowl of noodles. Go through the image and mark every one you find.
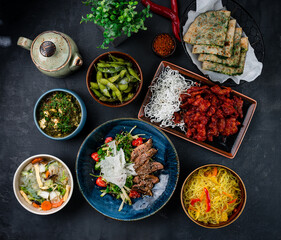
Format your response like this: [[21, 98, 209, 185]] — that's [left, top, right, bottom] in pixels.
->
[[181, 164, 246, 228]]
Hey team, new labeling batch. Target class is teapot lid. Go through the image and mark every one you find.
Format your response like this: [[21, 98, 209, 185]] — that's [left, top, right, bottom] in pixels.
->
[[31, 31, 70, 71]]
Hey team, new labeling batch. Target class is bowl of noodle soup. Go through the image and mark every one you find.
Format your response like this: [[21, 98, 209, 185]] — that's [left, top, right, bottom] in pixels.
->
[[181, 164, 246, 228]]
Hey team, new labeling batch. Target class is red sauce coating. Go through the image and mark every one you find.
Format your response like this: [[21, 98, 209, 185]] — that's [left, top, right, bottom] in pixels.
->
[[174, 85, 244, 142]]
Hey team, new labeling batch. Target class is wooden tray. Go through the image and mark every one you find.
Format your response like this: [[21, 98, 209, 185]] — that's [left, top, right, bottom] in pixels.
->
[[138, 61, 257, 159]]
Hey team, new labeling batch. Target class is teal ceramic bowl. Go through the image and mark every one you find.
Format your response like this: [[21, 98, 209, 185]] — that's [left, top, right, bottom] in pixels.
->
[[34, 88, 87, 140], [76, 118, 179, 221]]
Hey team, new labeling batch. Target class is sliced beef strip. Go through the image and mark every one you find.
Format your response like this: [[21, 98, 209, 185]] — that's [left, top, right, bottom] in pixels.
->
[[130, 139, 153, 162], [133, 175, 159, 184], [132, 181, 154, 196], [132, 175, 160, 196], [134, 148, 158, 169], [136, 161, 164, 176], [132, 186, 152, 196]]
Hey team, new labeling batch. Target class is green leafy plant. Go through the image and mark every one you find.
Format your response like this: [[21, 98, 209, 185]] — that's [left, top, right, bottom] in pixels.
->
[[81, 0, 152, 49]]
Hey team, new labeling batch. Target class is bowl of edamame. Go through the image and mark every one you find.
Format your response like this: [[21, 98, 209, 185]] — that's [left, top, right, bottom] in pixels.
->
[[86, 51, 143, 107]]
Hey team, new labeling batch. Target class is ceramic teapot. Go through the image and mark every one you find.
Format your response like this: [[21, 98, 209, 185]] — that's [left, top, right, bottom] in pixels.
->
[[17, 31, 83, 78]]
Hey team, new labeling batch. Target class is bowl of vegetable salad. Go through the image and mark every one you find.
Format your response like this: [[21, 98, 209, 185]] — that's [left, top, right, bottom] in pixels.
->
[[34, 88, 87, 140], [13, 154, 73, 215], [76, 118, 179, 221]]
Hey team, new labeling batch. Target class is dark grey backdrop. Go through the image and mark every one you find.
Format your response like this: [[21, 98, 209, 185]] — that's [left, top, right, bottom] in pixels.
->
[[0, 0, 280, 239]]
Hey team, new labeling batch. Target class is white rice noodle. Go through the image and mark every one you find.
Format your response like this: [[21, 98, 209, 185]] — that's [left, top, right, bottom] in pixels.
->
[[144, 67, 195, 131], [100, 141, 136, 189]]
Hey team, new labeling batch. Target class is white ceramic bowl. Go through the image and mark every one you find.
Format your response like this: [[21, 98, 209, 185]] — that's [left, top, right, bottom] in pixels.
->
[[13, 154, 74, 215]]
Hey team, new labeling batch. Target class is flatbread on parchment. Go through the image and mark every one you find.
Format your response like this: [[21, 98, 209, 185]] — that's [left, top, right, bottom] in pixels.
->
[[202, 37, 249, 75], [198, 27, 242, 67], [192, 19, 236, 57], [183, 10, 231, 47]]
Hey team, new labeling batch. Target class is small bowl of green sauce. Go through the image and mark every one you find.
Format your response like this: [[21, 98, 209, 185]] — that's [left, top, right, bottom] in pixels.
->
[[34, 89, 87, 140]]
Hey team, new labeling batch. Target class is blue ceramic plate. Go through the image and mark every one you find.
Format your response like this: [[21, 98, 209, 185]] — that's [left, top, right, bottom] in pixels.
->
[[76, 118, 179, 221]]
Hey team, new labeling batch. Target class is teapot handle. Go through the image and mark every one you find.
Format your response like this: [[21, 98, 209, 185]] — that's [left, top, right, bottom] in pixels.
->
[[17, 37, 33, 51], [70, 53, 83, 71]]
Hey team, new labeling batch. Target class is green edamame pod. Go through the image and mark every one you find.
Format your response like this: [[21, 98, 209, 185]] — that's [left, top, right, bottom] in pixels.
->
[[90, 82, 99, 90], [97, 79, 111, 98], [104, 73, 108, 78], [119, 69, 127, 78], [119, 77, 129, 85], [127, 67, 140, 81], [93, 89, 102, 98], [129, 77, 139, 83], [99, 78, 122, 102], [110, 54, 125, 62], [108, 62, 132, 67], [118, 84, 128, 91], [110, 63, 124, 68], [97, 63, 113, 68], [99, 96, 116, 102], [108, 74, 120, 83], [123, 84, 133, 93], [97, 67, 121, 74], [124, 93, 134, 102], [112, 91, 117, 99], [126, 72, 130, 78], [96, 71, 102, 81]]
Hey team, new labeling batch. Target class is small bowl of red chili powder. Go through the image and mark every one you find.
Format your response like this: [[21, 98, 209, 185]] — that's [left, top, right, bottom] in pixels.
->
[[152, 33, 176, 58]]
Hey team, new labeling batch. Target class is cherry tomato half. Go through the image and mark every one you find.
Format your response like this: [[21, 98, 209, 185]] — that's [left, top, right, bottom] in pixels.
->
[[96, 177, 107, 187], [91, 152, 99, 162], [132, 137, 143, 147], [105, 137, 113, 143], [129, 190, 141, 198]]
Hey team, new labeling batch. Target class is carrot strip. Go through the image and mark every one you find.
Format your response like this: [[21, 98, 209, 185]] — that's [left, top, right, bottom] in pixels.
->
[[45, 170, 50, 179], [41, 201, 52, 211], [212, 167, 218, 176], [221, 205, 227, 212], [223, 191, 233, 199], [52, 199, 64, 208], [199, 190, 205, 201], [228, 198, 237, 204], [188, 206, 199, 212], [31, 157, 43, 164], [32, 202, 40, 208]]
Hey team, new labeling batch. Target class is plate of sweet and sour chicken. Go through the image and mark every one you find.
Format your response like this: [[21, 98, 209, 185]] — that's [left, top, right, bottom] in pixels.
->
[[138, 61, 257, 159]]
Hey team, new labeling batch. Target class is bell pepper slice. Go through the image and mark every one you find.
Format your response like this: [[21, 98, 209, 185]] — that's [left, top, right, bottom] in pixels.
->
[[190, 198, 201, 206], [204, 187, 211, 212]]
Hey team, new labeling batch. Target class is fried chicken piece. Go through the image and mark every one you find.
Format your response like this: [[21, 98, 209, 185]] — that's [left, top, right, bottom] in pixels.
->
[[180, 85, 244, 142], [221, 103, 237, 116], [173, 112, 182, 124], [207, 106, 216, 116], [233, 96, 244, 118], [210, 85, 231, 96], [222, 118, 240, 136], [192, 97, 211, 112], [218, 118, 226, 133]]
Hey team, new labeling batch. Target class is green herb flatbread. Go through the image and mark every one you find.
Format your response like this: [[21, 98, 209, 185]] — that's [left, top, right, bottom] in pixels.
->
[[202, 37, 249, 76], [192, 19, 236, 57], [183, 10, 231, 47], [198, 28, 243, 67]]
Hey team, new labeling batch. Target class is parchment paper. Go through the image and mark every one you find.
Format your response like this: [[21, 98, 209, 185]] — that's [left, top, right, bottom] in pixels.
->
[[182, 0, 263, 84]]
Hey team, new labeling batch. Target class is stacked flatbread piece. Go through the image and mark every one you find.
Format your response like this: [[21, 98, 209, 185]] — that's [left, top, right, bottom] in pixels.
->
[[183, 10, 249, 76]]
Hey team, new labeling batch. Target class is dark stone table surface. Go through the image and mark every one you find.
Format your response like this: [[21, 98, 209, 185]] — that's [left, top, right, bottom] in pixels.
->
[[0, 0, 280, 239]]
